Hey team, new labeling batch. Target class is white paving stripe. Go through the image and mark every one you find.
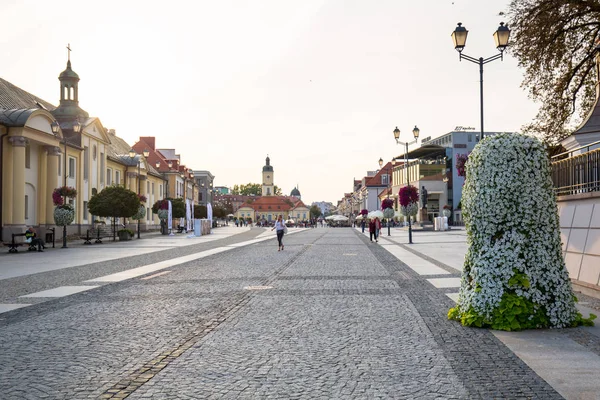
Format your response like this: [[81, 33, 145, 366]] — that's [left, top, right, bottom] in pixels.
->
[[446, 293, 460, 302], [380, 245, 450, 275], [0, 304, 32, 314], [21, 286, 100, 298], [84, 247, 231, 283], [427, 278, 461, 288], [84, 232, 298, 283]]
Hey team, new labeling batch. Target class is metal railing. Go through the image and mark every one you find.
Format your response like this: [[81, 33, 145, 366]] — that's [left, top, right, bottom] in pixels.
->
[[551, 140, 600, 196]]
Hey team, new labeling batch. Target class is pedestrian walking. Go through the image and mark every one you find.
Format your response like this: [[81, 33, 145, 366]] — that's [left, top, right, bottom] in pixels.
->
[[271, 215, 287, 251], [361, 219, 366, 233], [369, 218, 376, 242], [374, 217, 381, 242]]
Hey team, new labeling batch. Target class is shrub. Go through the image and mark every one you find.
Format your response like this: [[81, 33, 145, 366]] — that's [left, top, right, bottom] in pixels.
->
[[448, 133, 595, 330], [118, 228, 135, 237]]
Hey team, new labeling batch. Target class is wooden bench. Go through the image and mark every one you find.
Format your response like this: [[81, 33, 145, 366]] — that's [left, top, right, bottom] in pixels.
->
[[81, 225, 113, 244], [4, 233, 38, 253]]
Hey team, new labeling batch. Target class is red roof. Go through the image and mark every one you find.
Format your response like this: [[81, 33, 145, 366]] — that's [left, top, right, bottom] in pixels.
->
[[366, 162, 393, 187]]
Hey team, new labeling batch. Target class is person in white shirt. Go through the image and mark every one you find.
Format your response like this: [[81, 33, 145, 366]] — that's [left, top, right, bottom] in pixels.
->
[[271, 215, 287, 251]]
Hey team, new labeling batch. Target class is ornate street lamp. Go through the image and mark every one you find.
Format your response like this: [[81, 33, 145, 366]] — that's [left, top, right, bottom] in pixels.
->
[[394, 125, 420, 244], [451, 22, 510, 140], [129, 148, 149, 239], [51, 118, 81, 248]]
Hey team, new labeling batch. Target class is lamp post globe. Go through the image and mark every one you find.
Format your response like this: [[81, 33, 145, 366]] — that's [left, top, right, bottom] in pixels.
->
[[129, 149, 142, 239], [59, 119, 82, 249], [451, 22, 510, 140]]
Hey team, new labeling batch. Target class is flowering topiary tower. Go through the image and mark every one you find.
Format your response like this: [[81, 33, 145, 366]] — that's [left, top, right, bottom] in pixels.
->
[[448, 133, 595, 330]]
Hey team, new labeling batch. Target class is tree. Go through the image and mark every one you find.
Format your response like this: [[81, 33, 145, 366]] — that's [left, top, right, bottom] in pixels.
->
[[195, 205, 207, 219], [234, 183, 261, 196], [274, 185, 282, 196], [508, 0, 600, 143], [170, 198, 186, 219], [212, 205, 227, 218], [309, 205, 322, 219], [88, 186, 141, 240]]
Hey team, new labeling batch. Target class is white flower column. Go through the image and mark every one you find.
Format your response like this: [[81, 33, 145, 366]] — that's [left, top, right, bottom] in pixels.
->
[[449, 133, 587, 330]]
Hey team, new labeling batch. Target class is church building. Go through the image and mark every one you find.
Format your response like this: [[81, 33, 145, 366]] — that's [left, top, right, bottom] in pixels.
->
[[235, 156, 309, 223]]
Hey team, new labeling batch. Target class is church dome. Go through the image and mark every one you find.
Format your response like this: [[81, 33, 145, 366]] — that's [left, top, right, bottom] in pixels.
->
[[290, 187, 301, 197], [262, 155, 273, 172], [59, 60, 80, 80]]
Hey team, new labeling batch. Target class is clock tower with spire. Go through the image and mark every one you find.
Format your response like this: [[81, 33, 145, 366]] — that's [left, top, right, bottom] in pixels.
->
[[262, 155, 274, 196]]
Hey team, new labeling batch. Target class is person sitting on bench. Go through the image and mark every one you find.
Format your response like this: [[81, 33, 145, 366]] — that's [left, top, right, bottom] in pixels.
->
[[25, 226, 46, 252]]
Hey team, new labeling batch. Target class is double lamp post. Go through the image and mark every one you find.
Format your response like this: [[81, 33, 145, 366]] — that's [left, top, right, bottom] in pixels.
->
[[50, 118, 82, 249], [129, 148, 150, 239], [451, 22, 510, 140], [378, 156, 395, 237], [393, 125, 420, 244]]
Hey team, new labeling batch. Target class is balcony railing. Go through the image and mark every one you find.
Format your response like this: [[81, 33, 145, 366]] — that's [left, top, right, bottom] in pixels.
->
[[551, 140, 600, 197]]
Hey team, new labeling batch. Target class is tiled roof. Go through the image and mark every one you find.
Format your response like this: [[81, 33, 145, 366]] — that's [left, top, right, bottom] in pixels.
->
[[366, 162, 392, 187], [0, 77, 55, 111], [251, 196, 293, 211]]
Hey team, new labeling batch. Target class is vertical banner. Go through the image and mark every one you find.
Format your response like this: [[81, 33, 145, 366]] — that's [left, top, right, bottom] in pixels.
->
[[168, 200, 173, 235], [186, 199, 192, 232]]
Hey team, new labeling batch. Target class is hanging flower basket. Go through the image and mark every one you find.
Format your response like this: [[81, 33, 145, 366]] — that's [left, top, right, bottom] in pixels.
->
[[381, 198, 394, 210], [54, 205, 75, 226], [132, 205, 146, 220], [383, 208, 395, 219], [52, 186, 77, 206], [442, 205, 452, 218], [400, 202, 418, 217], [157, 209, 169, 220]]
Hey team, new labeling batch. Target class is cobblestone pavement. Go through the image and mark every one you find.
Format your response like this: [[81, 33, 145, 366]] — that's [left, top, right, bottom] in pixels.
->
[[0, 228, 564, 399]]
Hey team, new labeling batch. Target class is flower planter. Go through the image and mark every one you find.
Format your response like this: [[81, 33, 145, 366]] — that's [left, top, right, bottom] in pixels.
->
[[442, 208, 452, 218], [118, 232, 132, 241], [54, 206, 75, 226]]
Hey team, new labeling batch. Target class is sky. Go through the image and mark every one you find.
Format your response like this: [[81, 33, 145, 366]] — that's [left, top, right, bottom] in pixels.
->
[[1, 0, 538, 205]]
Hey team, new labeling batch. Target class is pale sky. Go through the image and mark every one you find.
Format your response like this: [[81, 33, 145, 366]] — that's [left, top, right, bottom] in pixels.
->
[[1, 0, 537, 204]]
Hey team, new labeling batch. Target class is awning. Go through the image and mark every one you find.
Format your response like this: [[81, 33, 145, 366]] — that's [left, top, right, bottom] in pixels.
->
[[394, 144, 446, 160]]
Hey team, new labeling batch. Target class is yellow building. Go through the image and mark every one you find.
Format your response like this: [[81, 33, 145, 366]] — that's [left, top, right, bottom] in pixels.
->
[[0, 58, 169, 241]]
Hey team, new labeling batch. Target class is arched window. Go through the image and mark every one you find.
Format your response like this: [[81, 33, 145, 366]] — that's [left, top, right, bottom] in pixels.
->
[[69, 87, 74, 100], [63, 86, 68, 100]]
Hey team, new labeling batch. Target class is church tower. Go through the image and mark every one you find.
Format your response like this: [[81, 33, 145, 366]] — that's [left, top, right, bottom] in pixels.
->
[[262, 155, 274, 196], [52, 44, 89, 122]]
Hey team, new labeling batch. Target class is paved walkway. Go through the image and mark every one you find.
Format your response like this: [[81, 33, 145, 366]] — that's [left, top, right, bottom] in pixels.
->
[[0, 226, 598, 399]]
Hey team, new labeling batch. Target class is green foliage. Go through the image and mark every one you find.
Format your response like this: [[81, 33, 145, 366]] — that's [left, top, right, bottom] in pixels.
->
[[212, 205, 227, 218], [170, 198, 186, 219], [237, 183, 262, 196], [508, 0, 600, 143], [195, 205, 207, 219], [118, 228, 135, 237], [88, 186, 140, 218], [310, 205, 322, 219], [449, 293, 597, 331]]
